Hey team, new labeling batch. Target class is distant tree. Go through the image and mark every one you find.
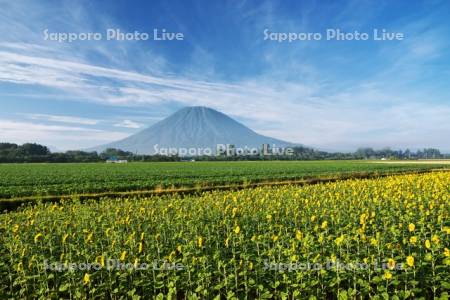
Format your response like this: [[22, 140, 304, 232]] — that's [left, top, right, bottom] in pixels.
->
[[18, 143, 50, 156], [404, 149, 411, 159], [65, 150, 100, 162], [100, 148, 134, 160], [355, 148, 375, 159], [0, 143, 19, 151], [0, 142, 448, 163], [422, 148, 441, 159]]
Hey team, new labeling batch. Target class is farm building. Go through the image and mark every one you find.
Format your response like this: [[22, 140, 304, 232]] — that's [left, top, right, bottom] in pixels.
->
[[106, 156, 128, 163]]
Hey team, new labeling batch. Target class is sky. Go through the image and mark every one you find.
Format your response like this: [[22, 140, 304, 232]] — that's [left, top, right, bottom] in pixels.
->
[[0, 0, 449, 152]]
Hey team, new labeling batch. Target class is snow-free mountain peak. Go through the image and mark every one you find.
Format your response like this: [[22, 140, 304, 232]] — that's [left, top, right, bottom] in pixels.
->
[[90, 106, 293, 155]]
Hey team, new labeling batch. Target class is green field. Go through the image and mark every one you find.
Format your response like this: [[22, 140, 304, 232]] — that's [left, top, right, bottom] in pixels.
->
[[1, 172, 449, 298], [0, 161, 447, 201]]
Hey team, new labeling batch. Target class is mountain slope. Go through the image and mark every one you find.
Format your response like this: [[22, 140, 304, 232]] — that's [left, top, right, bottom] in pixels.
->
[[90, 106, 294, 154]]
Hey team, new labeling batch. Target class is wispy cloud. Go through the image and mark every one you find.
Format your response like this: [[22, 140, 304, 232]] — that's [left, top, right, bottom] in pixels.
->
[[23, 113, 99, 125], [114, 120, 143, 129], [0, 120, 128, 150]]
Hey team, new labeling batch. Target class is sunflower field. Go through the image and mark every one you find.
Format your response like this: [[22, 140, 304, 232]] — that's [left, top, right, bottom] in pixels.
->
[[1, 172, 449, 299]]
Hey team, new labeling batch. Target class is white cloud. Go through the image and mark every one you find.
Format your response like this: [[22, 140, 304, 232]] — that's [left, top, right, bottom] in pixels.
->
[[0, 50, 316, 118], [114, 120, 143, 129], [0, 120, 128, 150], [23, 113, 99, 125]]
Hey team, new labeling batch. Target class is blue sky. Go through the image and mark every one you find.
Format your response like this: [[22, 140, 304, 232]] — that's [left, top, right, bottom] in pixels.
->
[[0, 0, 449, 152]]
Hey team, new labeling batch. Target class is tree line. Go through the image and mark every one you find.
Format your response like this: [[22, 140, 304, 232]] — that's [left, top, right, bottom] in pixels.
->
[[0, 143, 177, 163], [0, 142, 447, 163]]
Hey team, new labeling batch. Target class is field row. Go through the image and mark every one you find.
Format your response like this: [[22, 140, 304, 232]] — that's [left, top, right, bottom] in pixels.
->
[[0, 161, 447, 200], [1, 172, 449, 298]]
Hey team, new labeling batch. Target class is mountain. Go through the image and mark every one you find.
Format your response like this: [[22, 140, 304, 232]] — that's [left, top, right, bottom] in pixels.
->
[[90, 106, 294, 155]]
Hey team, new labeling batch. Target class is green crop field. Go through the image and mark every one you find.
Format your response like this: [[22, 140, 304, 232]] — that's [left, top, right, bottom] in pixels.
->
[[0, 161, 447, 201]]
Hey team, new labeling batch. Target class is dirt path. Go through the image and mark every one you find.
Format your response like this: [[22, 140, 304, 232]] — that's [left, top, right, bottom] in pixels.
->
[[372, 160, 450, 164]]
